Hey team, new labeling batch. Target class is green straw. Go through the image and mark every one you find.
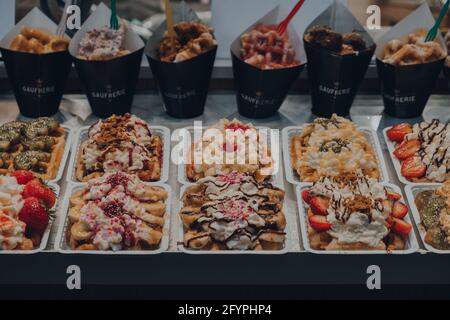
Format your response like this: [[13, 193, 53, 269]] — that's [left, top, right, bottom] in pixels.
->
[[110, 0, 119, 30], [425, 0, 450, 42]]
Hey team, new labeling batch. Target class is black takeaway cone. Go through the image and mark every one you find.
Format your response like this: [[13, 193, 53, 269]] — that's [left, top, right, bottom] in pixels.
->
[[444, 64, 450, 90], [376, 3, 446, 118], [0, 7, 72, 118], [145, 1, 217, 119], [69, 2, 144, 118], [303, 2, 375, 118], [231, 6, 305, 119]]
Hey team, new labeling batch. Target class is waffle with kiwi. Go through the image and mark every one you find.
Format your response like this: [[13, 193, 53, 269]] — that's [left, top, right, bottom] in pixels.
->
[[0, 118, 65, 180]]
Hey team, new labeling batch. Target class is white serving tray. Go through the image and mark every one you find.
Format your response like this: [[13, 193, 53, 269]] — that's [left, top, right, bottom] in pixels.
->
[[176, 183, 294, 254], [50, 125, 73, 183], [54, 182, 171, 255], [0, 182, 60, 254], [177, 126, 282, 185], [66, 125, 170, 184], [295, 183, 419, 254], [405, 184, 449, 254], [383, 127, 442, 186], [282, 126, 389, 185]]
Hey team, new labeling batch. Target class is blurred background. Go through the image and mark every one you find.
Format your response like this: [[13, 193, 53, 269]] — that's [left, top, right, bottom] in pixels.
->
[[15, 0, 450, 29]]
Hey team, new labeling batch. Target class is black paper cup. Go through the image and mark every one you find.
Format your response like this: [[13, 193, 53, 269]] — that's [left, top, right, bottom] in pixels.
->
[[0, 48, 72, 118], [444, 64, 450, 90], [231, 51, 304, 118], [147, 47, 217, 119], [376, 57, 444, 118], [73, 48, 143, 118], [304, 41, 375, 118]]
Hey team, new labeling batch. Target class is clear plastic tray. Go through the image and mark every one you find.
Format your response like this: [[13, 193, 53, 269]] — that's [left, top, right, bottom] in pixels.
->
[[54, 182, 171, 254], [282, 126, 389, 185], [177, 126, 282, 185], [176, 183, 294, 254], [383, 127, 442, 186], [66, 125, 171, 184], [0, 182, 60, 254], [295, 183, 419, 254], [405, 184, 449, 254]]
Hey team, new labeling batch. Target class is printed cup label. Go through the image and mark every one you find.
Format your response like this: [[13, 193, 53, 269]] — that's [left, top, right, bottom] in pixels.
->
[[163, 89, 196, 100], [90, 87, 126, 100], [318, 83, 351, 97], [240, 92, 276, 107], [21, 79, 56, 97]]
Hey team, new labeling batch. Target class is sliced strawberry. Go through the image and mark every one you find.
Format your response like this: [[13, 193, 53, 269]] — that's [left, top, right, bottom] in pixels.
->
[[22, 179, 56, 208], [389, 217, 412, 236], [10, 170, 34, 185], [301, 188, 312, 205], [393, 139, 421, 160], [18, 197, 49, 234], [401, 156, 426, 179], [387, 123, 412, 143], [309, 196, 329, 215], [309, 215, 331, 231], [386, 191, 401, 200], [392, 201, 408, 219]]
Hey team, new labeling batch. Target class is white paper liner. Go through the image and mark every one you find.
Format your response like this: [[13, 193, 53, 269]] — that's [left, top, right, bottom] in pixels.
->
[[375, 3, 446, 60], [282, 126, 389, 185], [175, 181, 299, 254], [230, 5, 306, 65], [0, 183, 60, 255], [382, 127, 444, 186], [304, 1, 375, 49], [69, 2, 144, 58], [177, 126, 282, 186], [405, 184, 449, 254], [54, 182, 171, 254], [0, 7, 70, 50], [296, 182, 419, 254], [66, 125, 171, 184]]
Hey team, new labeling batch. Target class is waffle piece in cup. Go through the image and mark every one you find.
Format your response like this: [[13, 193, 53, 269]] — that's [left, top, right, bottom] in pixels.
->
[[9, 26, 69, 54], [289, 114, 380, 182], [185, 119, 274, 183], [76, 114, 163, 182], [415, 181, 450, 250], [301, 172, 412, 251], [382, 29, 446, 66], [67, 172, 168, 251], [180, 172, 286, 251], [78, 22, 130, 61], [0, 173, 55, 250], [158, 21, 217, 63], [240, 24, 300, 69], [304, 25, 367, 55], [0, 118, 65, 180], [386, 120, 450, 183]]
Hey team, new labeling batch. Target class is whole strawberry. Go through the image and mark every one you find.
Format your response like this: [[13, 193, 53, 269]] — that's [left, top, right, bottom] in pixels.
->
[[11, 170, 34, 185], [18, 197, 49, 234], [22, 179, 56, 209]]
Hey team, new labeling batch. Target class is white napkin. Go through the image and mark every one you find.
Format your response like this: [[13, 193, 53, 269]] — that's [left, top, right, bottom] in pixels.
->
[[60, 98, 92, 121]]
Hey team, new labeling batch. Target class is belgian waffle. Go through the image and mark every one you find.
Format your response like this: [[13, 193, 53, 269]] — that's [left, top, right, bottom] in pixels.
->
[[67, 172, 168, 251], [75, 114, 163, 182], [0, 117, 65, 180], [179, 172, 286, 251]]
